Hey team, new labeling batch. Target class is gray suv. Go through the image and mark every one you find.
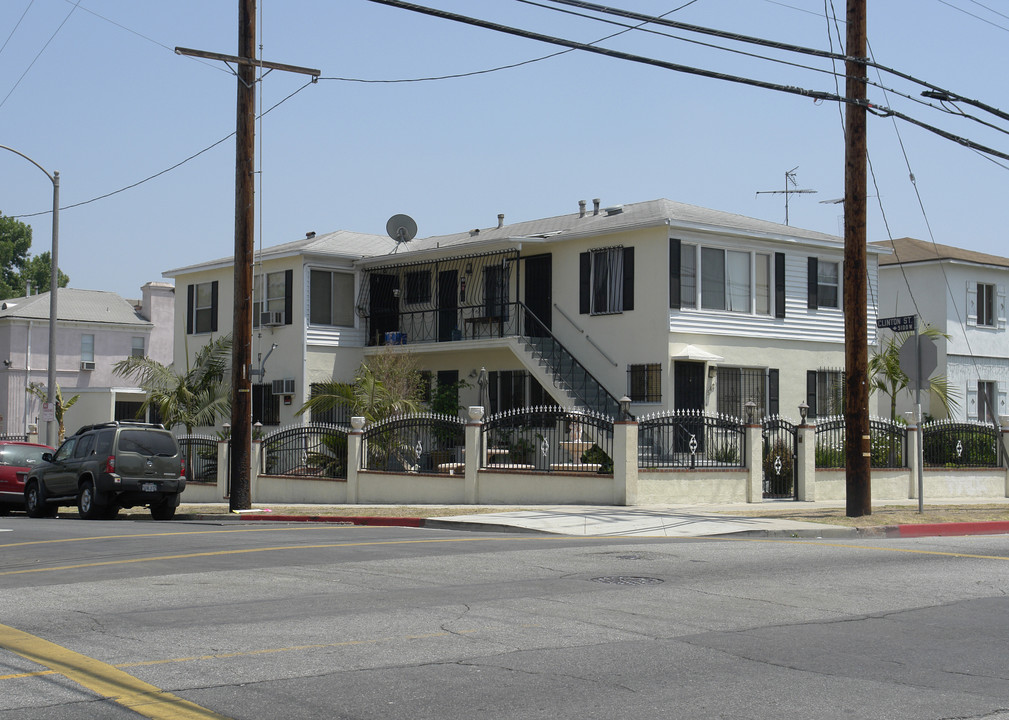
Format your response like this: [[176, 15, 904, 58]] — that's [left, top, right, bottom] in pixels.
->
[[24, 421, 186, 520]]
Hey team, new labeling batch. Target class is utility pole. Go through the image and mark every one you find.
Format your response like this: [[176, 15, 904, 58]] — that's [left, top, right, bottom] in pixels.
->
[[844, 0, 871, 517], [176, 2, 318, 511], [756, 166, 817, 225]]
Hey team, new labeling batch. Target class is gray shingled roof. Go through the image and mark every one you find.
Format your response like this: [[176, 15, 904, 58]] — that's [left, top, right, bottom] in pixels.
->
[[0, 289, 150, 325], [164, 198, 854, 277], [871, 237, 1009, 269]]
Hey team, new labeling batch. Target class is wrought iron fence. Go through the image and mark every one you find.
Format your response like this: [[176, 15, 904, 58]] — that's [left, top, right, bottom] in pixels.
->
[[814, 416, 908, 468], [177, 435, 219, 482], [482, 406, 614, 473], [261, 423, 350, 479], [922, 420, 999, 468], [361, 413, 465, 473], [0, 433, 29, 442], [637, 411, 745, 469]]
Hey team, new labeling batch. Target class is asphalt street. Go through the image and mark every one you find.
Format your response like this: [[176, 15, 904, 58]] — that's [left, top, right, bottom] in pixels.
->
[[2, 515, 1009, 719]]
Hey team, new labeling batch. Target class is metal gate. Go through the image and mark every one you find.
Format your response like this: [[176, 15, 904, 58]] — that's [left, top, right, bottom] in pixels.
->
[[762, 417, 797, 499]]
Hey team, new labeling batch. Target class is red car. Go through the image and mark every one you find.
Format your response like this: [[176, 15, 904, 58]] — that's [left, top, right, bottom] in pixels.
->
[[0, 441, 55, 515]]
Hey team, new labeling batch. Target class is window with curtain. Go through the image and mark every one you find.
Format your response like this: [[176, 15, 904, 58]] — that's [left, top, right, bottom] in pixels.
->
[[309, 270, 355, 326], [591, 247, 624, 314]]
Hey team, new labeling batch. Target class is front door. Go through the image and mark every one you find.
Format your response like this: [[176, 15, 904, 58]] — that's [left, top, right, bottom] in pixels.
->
[[674, 361, 705, 453], [524, 254, 552, 336], [369, 274, 399, 345], [438, 270, 459, 341]]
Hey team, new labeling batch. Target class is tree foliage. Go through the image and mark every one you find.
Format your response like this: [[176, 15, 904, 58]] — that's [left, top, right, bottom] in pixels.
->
[[113, 334, 233, 434], [0, 215, 69, 299], [298, 348, 423, 424], [869, 326, 960, 421]]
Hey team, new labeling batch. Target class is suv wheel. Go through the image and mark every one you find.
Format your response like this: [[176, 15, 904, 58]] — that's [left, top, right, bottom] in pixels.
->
[[150, 496, 177, 521], [78, 480, 106, 520], [25, 481, 55, 518]]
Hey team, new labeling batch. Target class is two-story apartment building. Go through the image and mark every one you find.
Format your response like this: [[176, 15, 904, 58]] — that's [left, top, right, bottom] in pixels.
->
[[872, 237, 1008, 422], [0, 282, 175, 439], [165, 198, 882, 431]]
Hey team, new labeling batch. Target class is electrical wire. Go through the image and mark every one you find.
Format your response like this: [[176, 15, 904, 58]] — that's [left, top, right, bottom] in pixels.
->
[[936, 0, 1009, 32], [364, 0, 1009, 164], [11, 79, 314, 219], [0, 0, 81, 112], [0, 0, 35, 57]]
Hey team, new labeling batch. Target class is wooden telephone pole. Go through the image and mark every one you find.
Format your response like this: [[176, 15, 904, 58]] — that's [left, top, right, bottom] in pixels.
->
[[176, 2, 318, 511], [844, 0, 871, 517]]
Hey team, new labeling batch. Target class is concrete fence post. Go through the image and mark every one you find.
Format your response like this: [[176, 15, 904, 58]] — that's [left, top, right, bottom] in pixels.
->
[[464, 406, 484, 504], [347, 417, 365, 504], [796, 422, 816, 501], [746, 423, 763, 503], [250, 439, 262, 503], [612, 419, 638, 506]]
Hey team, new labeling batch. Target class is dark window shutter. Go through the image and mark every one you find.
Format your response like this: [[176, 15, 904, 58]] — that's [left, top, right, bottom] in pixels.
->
[[622, 247, 634, 311], [579, 252, 590, 314], [806, 370, 818, 418], [774, 252, 786, 318], [669, 238, 681, 310], [284, 269, 293, 325], [807, 257, 818, 309], [768, 369, 779, 416], [488, 371, 498, 414], [186, 284, 194, 335], [210, 280, 219, 332]]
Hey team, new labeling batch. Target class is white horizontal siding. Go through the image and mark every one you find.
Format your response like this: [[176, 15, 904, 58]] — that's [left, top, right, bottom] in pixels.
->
[[307, 326, 364, 347], [670, 252, 878, 344]]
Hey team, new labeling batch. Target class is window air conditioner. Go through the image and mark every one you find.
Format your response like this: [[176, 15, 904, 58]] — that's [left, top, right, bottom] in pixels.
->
[[260, 310, 284, 326], [272, 378, 295, 395], [80, 361, 96, 370]]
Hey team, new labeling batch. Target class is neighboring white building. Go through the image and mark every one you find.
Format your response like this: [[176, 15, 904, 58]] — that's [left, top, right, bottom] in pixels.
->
[[165, 198, 883, 430], [0, 282, 174, 439], [872, 237, 1008, 422]]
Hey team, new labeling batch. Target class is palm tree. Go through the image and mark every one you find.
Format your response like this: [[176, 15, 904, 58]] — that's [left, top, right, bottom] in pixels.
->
[[27, 381, 80, 444], [297, 348, 423, 424], [114, 334, 233, 478], [869, 326, 959, 422]]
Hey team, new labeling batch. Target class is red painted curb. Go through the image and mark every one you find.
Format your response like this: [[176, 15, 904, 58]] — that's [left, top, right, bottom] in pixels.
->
[[897, 521, 1009, 538], [239, 515, 425, 527]]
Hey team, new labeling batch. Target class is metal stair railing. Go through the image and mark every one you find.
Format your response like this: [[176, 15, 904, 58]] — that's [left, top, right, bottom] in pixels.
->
[[517, 301, 622, 417]]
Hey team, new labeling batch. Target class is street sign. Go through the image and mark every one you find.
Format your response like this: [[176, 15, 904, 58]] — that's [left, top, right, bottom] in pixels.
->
[[41, 402, 56, 423], [899, 335, 938, 389], [876, 315, 917, 332]]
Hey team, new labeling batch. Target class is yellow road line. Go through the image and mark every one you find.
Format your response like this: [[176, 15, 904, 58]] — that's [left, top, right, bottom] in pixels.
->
[[0, 623, 230, 719]]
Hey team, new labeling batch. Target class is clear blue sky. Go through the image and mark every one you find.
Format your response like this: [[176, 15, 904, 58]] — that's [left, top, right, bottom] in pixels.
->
[[2, 1, 1007, 300]]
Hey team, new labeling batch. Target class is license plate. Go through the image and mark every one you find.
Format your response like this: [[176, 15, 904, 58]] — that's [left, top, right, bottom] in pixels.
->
[[141, 482, 157, 493]]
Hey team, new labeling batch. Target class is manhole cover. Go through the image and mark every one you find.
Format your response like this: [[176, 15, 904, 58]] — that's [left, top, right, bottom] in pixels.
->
[[591, 576, 664, 586]]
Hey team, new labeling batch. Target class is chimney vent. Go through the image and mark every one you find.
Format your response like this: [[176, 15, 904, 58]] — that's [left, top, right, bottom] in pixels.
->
[[578, 200, 586, 218], [306, 231, 316, 239], [470, 228, 480, 236], [593, 198, 601, 215], [497, 213, 504, 229]]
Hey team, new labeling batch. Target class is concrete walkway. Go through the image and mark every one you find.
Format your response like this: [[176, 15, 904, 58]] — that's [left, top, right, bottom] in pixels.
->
[[189, 497, 1009, 539]]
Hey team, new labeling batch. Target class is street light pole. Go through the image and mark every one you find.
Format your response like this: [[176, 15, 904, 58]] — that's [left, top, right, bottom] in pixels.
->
[[0, 145, 60, 446]]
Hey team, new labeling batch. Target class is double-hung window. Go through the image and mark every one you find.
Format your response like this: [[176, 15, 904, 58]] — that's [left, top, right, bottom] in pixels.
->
[[672, 241, 770, 315], [978, 283, 996, 327], [579, 247, 634, 315], [187, 281, 218, 334], [81, 334, 94, 363], [131, 337, 145, 358], [254, 271, 290, 326], [807, 258, 840, 309], [309, 270, 355, 326]]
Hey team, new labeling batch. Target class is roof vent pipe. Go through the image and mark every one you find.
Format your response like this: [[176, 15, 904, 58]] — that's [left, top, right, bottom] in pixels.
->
[[497, 213, 504, 229], [593, 198, 601, 215], [579, 200, 586, 218], [306, 231, 316, 239]]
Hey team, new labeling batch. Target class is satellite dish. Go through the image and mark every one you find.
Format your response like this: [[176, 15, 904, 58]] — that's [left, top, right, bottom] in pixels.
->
[[386, 214, 417, 244]]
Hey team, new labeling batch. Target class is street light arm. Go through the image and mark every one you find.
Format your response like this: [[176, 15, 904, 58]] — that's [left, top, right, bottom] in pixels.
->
[[0, 144, 56, 185]]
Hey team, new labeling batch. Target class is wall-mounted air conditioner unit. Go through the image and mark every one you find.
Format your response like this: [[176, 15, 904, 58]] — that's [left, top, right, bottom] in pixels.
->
[[80, 361, 96, 370], [272, 378, 295, 395], [260, 311, 284, 326]]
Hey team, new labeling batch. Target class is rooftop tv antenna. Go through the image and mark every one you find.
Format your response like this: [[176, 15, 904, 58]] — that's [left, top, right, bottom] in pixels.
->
[[756, 167, 817, 225], [386, 213, 417, 254]]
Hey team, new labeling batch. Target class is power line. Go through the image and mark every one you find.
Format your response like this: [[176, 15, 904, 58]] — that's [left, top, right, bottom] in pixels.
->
[[0, 0, 35, 57], [11, 79, 314, 219], [364, 0, 1009, 164], [0, 0, 81, 112]]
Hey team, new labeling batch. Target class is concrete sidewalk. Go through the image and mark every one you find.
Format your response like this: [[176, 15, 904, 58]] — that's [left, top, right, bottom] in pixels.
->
[[189, 498, 1009, 539]]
